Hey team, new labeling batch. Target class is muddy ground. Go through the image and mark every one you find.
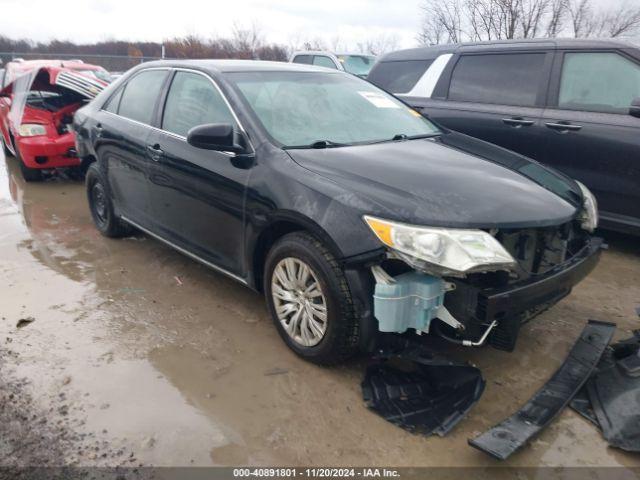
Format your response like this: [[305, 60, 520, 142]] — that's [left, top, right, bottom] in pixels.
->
[[0, 151, 639, 470]]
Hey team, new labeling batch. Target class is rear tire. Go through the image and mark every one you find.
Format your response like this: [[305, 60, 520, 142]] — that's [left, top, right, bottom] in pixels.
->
[[86, 163, 134, 238], [264, 232, 359, 365]]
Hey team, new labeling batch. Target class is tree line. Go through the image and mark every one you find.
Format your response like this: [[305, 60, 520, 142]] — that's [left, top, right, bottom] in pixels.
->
[[0, 24, 289, 71], [0, 23, 402, 72], [419, 0, 640, 44]]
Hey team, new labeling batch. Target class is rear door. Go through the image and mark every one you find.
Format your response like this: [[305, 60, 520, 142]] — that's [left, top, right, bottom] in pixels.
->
[[417, 50, 553, 160], [540, 49, 640, 228], [95, 68, 169, 228], [145, 69, 251, 277]]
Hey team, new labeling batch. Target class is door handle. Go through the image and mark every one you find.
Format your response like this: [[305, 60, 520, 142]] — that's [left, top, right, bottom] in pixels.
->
[[146, 144, 163, 161], [545, 122, 582, 132], [502, 117, 534, 127]]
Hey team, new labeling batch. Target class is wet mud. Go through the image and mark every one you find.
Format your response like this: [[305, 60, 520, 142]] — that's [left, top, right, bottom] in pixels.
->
[[0, 152, 639, 468]]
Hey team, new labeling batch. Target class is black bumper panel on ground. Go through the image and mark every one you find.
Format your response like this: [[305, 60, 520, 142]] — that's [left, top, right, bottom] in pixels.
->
[[362, 347, 485, 437], [572, 331, 640, 452], [468, 320, 615, 460]]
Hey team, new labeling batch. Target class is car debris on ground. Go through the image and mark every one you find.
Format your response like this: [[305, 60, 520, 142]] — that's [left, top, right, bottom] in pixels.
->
[[361, 320, 640, 460], [468, 320, 614, 460], [571, 330, 640, 452], [362, 344, 485, 437]]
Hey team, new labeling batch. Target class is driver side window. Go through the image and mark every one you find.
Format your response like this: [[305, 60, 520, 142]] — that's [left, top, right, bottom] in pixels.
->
[[558, 52, 640, 114], [162, 71, 236, 137]]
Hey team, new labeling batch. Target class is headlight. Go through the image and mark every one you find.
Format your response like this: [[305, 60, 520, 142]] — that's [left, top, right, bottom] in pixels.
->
[[364, 216, 516, 274], [576, 181, 598, 232], [18, 124, 47, 137]]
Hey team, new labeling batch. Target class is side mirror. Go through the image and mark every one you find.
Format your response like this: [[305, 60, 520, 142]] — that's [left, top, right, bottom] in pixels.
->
[[630, 98, 640, 118], [187, 123, 245, 153]]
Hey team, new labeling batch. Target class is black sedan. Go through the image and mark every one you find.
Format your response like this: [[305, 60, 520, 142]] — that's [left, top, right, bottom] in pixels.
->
[[73, 60, 601, 364]]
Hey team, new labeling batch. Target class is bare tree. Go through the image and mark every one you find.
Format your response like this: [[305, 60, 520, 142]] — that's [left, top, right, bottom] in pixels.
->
[[419, 0, 640, 44], [230, 22, 265, 58], [357, 33, 401, 55], [567, 0, 594, 37], [418, 13, 447, 45], [545, 0, 566, 37], [594, 1, 640, 37]]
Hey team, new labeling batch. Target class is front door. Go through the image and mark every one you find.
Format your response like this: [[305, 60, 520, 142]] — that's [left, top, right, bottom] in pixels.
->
[[540, 50, 640, 228], [146, 70, 251, 277]]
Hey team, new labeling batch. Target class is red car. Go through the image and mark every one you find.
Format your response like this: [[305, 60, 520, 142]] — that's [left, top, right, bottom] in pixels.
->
[[0, 59, 110, 181]]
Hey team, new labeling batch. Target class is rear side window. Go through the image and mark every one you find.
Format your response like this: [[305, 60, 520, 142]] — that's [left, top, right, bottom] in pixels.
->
[[292, 55, 313, 65], [162, 71, 236, 137], [313, 56, 337, 69], [558, 52, 640, 114], [118, 70, 167, 125], [367, 60, 433, 94], [103, 87, 123, 114], [448, 53, 546, 106]]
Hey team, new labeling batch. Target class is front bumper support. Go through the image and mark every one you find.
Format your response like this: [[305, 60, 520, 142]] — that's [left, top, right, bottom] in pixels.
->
[[479, 237, 603, 323], [468, 320, 615, 460], [445, 237, 604, 350]]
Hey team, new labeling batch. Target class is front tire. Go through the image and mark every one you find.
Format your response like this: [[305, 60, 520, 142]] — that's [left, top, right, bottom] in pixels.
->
[[86, 163, 134, 238], [13, 142, 43, 182], [264, 232, 359, 365], [1, 133, 12, 157]]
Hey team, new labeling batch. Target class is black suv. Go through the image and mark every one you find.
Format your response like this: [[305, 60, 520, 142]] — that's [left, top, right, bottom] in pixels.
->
[[368, 39, 640, 234], [74, 60, 600, 364]]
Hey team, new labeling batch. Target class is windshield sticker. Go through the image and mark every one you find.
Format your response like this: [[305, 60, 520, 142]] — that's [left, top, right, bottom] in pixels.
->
[[358, 91, 400, 109]]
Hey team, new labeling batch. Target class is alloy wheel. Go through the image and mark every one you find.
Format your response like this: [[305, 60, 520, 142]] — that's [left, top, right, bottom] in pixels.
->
[[271, 257, 328, 347], [91, 182, 108, 224]]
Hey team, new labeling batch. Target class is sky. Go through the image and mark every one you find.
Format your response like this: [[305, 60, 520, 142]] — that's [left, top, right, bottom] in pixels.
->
[[0, 0, 423, 50]]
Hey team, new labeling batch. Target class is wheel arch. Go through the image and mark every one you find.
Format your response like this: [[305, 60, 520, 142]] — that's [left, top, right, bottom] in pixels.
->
[[248, 211, 345, 292], [79, 153, 98, 173]]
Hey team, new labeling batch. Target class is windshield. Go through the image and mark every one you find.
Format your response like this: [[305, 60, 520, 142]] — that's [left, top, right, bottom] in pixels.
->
[[26, 90, 83, 112], [227, 71, 439, 148], [337, 55, 376, 77]]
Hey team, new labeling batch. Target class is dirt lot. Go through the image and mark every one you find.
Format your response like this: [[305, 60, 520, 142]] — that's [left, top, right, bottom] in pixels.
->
[[0, 151, 639, 469]]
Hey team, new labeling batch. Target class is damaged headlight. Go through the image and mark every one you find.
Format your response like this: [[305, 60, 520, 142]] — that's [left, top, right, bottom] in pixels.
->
[[18, 124, 47, 137], [576, 181, 598, 232], [364, 216, 516, 274]]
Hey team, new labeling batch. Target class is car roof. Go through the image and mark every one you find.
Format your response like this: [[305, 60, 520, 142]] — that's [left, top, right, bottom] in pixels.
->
[[136, 59, 342, 74], [379, 38, 638, 61], [291, 51, 374, 57], [6, 59, 102, 69]]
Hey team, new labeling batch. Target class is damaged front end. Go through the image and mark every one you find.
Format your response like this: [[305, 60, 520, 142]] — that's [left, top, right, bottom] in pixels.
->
[[361, 210, 603, 352], [2, 65, 107, 170]]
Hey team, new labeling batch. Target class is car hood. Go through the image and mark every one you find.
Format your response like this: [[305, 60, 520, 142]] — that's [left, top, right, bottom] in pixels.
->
[[286, 132, 583, 229]]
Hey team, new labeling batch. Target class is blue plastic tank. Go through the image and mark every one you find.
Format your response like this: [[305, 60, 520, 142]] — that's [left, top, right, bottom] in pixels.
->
[[373, 271, 446, 333]]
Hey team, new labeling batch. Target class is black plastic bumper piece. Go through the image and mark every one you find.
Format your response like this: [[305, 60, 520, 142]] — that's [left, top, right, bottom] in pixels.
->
[[480, 238, 603, 324], [362, 346, 485, 437], [468, 320, 615, 460], [444, 238, 603, 352], [572, 331, 640, 452]]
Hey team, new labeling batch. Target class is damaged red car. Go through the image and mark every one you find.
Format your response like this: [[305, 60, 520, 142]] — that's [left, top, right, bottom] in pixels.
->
[[0, 59, 110, 181]]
